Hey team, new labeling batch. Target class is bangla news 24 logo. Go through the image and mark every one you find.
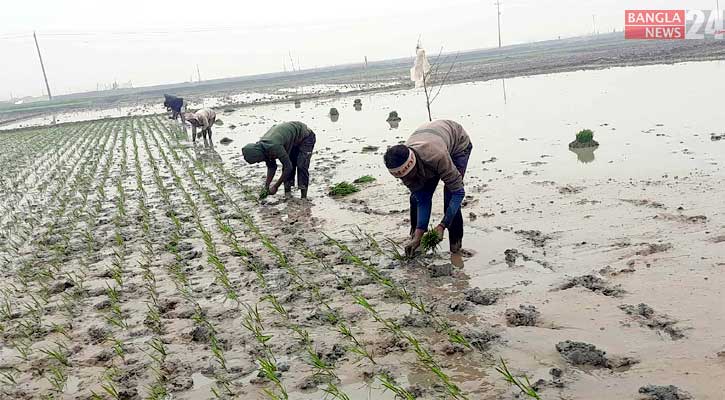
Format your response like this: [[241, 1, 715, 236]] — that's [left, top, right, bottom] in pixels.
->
[[625, 10, 725, 39]]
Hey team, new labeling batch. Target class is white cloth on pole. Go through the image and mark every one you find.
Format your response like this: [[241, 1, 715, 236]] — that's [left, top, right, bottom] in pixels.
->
[[410, 48, 431, 88]]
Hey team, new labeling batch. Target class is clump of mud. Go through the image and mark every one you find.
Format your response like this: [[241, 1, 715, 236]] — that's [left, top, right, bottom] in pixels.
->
[[428, 262, 453, 278], [619, 303, 686, 339], [504, 248, 523, 267], [639, 385, 692, 400], [558, 185, 584, 194], [555, 340, 609, 367], [514, 229, 553, 247], [655, 213, 707, 224], [556, 340, 637, 370], [464, 287, 503, 305], [505, 305, 540, 326], [400, 312, 433, 328], [636, 242, 673, 256], [621, 199, 666, 209], [464, 327, 500, 352], [386, 111, 401, 122], [556, 274, 625, 297]]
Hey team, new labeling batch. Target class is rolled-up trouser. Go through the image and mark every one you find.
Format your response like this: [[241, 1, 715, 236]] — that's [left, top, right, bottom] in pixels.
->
[[284, 133, 316, 191], [409, 143, 472, 252]]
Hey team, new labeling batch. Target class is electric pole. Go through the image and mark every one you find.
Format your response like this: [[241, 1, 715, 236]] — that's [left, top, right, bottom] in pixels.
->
[[33, 31, 52, 100], [288, 51, 296, 72], [196, 64, 201, 83], [495, 1, 502, 48]]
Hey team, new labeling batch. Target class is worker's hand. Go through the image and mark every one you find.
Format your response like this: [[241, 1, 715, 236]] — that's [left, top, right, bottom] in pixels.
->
[[434, 224, 445, 237], [405, 229, 425, 257], [268, 184, 279, 195]]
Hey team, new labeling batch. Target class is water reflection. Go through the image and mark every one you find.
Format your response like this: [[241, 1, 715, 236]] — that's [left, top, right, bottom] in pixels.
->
[[569, 145, 597, 163], [501, 79, 507, 104], [354, 103, 362, 111], [330, 114, 340, 122], [193, 138, 223, 166], [294, 100, 301, 109], [387, 120, 400, 129]]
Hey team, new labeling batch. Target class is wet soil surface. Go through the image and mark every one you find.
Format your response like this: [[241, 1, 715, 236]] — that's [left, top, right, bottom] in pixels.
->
[[1, 61, 725, 399]]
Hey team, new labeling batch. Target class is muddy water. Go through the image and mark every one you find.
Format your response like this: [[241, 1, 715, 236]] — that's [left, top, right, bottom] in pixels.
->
[[202, 60, 725, 399]]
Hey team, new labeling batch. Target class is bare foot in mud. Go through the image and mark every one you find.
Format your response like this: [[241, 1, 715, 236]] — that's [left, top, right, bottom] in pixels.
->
[[451, 252, 464, 268]]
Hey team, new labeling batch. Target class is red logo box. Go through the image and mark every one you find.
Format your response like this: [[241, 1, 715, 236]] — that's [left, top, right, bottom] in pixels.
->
[[625, 10, 685, 39]]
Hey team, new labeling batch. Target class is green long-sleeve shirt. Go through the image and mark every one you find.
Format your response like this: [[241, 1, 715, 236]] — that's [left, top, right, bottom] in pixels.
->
[[260, 121, 312, 177]]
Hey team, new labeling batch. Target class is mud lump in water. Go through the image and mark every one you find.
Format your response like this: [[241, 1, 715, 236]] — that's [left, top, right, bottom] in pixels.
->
[[555, 340, 609, 367]]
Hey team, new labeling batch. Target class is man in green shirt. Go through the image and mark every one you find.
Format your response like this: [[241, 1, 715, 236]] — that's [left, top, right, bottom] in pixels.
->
[[242, 121, 316, 199]]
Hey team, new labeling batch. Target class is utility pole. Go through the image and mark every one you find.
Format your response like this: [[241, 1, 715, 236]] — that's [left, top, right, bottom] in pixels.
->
[[288, 51, 296, 72], [196, 64, 201, 83], [495, 1, 502, 48], [33, 31, 52, 100]]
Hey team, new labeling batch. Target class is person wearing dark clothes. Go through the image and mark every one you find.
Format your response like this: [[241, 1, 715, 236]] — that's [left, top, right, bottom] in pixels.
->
[[163, 94, 185, 120], [242, 121, 316, 199], [383, 119, 472, 267]]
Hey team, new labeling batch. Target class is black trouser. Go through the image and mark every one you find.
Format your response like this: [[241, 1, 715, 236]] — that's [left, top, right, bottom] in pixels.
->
[[284, 133, 316, 191], [409, 143, 472, 252]]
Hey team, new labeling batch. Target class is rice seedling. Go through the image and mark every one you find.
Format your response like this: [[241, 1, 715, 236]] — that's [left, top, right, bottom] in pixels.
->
[[353, 175, 376, 184], [575, 128, 594, 143], [39, 344, 70, 367], [0, 368, 19, 387], [328, 182, 360, 196], [378, 372, 416, 400], [495, 357, 541, 399], [420, 229, 443, 253]]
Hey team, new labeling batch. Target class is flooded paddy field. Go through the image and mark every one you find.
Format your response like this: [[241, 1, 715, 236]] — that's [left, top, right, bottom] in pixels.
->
[[1, 61, 724, 400]]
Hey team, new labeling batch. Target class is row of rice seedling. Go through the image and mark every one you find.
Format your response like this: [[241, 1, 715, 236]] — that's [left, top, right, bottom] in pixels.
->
[[89, 120, 137, 399], [130, 125, 170, 399], [136, 117, 238, 398]]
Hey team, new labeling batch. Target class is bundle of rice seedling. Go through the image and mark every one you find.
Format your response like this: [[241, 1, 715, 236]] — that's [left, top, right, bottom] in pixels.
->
[[328, 182, 359, 196], [421, 230, 443, 253]]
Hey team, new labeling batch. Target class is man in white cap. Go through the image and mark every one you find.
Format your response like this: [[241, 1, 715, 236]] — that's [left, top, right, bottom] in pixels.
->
[[383, 119, 473, 266]]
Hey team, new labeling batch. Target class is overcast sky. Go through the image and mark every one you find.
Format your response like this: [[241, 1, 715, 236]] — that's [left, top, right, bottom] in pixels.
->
[[1, 0, 719, 100]]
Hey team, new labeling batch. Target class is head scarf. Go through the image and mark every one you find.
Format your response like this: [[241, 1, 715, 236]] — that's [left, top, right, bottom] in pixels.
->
[[242, 143, 266, 163]]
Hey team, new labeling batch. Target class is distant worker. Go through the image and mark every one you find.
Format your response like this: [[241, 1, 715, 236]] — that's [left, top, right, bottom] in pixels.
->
[[185, 108, 216, 142], [242, 121, 316, 199], [383, 119, 472, 267], [163, 94, 186, 120]]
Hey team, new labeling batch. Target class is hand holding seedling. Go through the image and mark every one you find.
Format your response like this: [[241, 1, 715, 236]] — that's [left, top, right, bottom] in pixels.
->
[[434, 223, 445, 237], [406, 224, 446, 257], [405, 228, 425, 257]]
